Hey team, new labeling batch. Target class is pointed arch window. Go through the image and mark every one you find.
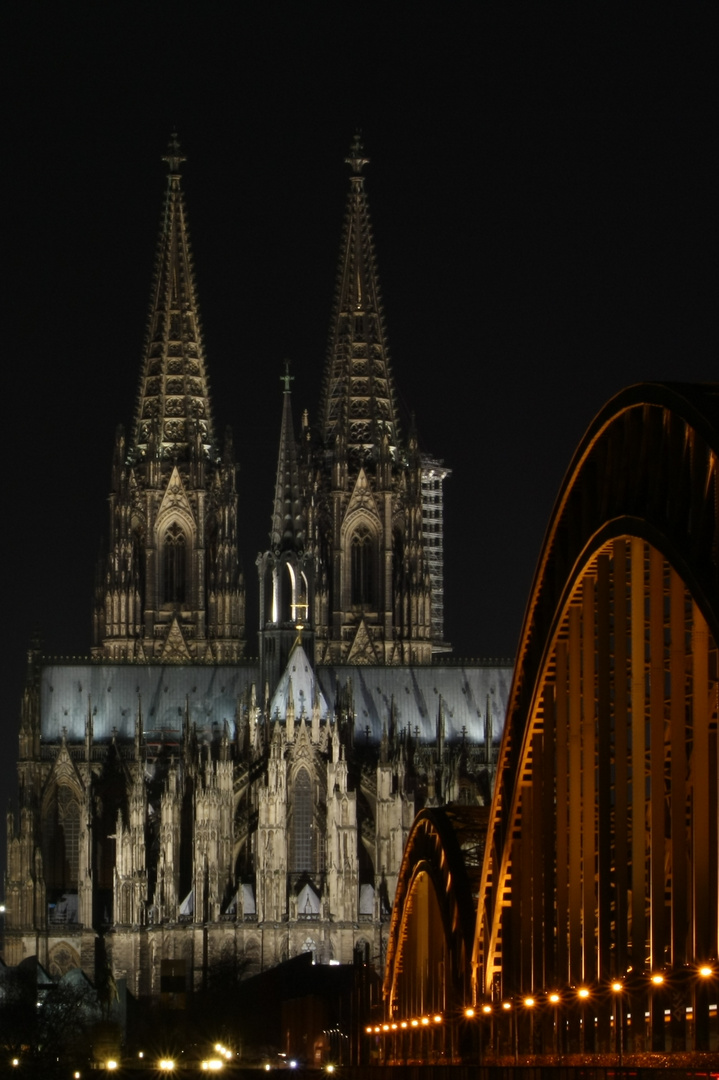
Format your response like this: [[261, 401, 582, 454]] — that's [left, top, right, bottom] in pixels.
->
[[43, 786, 80, 892], [292, 768, 313, 874], [163, 523, 186, 604], [351, 525, 375, 607]]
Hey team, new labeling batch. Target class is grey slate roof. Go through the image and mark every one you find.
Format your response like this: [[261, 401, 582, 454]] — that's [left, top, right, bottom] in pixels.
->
[[39, 664, 259, 743], [315, 663, 512, 743], [39, 660, 513, 746]]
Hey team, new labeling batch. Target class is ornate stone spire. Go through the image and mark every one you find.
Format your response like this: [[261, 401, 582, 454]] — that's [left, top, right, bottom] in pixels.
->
[[93, 136, 245, 662], [131, 133, 216, 467], [270, 362, 304, 552], [320, 134, 400, 459]]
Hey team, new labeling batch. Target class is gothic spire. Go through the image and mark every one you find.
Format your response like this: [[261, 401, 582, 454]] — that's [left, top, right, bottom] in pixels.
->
[[320, 134, 400, 458], [131, 133, 216, 466], [270, 363, 304, 552]]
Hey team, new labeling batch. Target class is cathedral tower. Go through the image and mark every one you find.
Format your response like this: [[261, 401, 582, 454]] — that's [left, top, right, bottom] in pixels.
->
[[93, 136, 245, 662], [309, 136, 433, 666], [257, 365, 314, 690]]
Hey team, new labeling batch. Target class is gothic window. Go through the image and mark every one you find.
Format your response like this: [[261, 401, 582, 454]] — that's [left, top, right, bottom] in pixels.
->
[[292, 768, 313, 874], [43, 786, 80, 892], [119, 883, 132, 925], [351, 525, 374, 607], [163, 523, 186, 604]]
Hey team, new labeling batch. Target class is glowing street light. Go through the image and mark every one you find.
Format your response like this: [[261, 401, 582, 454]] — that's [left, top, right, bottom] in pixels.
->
[[549, 992, 560, 1055], [611, 979, 624, 1064], [650, 972, 664, 987], [464, 1006, 475, 1018]]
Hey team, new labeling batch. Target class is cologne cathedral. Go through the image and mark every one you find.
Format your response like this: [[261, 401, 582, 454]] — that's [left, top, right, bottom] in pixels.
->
[[4, 136, 511, 1001]]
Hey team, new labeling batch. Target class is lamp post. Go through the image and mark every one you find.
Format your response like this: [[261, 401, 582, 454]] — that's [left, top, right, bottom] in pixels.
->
[[695, 963, 714, 1052], [523, 996, 535, 1056], [650, 972, 665, 1052], [611, 981, 623, 1072], [548, 993, 560, 1057], [501, 1000, 515, 1062], [577, 987, 590, 1056]]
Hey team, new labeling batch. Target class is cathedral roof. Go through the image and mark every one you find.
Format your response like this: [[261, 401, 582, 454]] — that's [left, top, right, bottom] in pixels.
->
[[131, 134, 216, 465], [36, 660, 512, 747], [320, 135, 400, 457], [270, 366, 305, 551], [39, 663, 258, 744], [269, 640, 329, 721], [316, 663, 512, 745]]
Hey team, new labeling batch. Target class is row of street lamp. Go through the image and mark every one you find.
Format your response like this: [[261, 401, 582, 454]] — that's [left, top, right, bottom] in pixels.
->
[[368, 963, 717, 1055]]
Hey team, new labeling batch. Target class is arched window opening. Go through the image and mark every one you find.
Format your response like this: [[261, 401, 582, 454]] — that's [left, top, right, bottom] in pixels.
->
[[43, 786, 80, 892], [293, 768, 313, 874], [280, 561, 296, 623], [163, 523, 186, 604], [351, 526, 374, 607]]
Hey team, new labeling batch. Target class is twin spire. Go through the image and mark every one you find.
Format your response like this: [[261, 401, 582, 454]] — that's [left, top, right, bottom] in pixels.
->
[[320, 133, 400, 458], [132, 133, 216, 468], [136, 131, 397, 473], [135, 131, 406, 540]]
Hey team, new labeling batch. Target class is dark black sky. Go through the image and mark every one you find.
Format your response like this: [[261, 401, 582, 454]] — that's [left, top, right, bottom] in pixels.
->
[[2, 5, 716, 862]]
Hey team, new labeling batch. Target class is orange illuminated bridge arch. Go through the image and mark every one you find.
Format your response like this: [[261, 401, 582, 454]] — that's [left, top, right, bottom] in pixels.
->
[[473, 382, 719, 1055], [383, 807, 487, 1060]]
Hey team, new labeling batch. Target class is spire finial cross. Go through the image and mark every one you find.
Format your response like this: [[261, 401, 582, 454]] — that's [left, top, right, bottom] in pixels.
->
[[345, 132, 369, 175], [163, 132, 186, 176], [280, 359, 294, 394]]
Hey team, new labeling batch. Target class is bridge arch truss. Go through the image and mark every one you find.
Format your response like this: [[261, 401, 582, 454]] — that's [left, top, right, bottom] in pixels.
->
[[380, 806, 486, 1062], [473, 383, 719, 1054]]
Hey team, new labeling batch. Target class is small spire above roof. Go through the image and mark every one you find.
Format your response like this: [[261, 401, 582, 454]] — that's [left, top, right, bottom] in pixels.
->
[[270, 361, 304, 552]]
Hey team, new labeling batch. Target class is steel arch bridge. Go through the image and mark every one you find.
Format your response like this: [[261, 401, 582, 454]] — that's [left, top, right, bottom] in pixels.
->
[[379, 806, 487, 1062], [473, 382, 719, 1056]]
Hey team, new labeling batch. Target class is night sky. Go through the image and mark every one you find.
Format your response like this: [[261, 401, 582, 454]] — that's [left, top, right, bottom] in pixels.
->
[[2, 6, 715, 870]]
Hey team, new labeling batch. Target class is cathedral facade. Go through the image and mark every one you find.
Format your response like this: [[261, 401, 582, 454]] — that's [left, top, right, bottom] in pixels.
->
[[4, 137, 511, 1001]]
